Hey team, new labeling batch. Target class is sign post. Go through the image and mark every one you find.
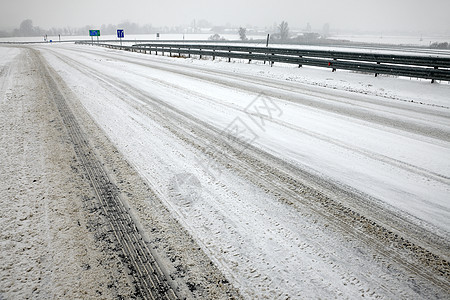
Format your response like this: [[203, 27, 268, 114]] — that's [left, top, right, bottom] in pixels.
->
[[89, 30, 100, 45], [117, 29, 124, 46]]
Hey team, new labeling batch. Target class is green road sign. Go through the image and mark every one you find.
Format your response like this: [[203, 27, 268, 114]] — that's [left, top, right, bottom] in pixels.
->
[[89, 30, 100, 37]]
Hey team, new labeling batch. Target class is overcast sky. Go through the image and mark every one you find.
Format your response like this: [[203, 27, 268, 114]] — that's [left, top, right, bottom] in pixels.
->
[[1, 0, 450, 33]]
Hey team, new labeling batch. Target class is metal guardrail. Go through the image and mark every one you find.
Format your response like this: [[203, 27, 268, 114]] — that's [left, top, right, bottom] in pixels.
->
[[76, 41, 450, 82]]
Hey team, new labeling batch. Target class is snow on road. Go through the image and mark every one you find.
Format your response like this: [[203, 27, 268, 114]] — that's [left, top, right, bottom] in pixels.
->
[[41, 43, 450, 232], [39, 43, 450, 298], [4, 43, 449, 298]]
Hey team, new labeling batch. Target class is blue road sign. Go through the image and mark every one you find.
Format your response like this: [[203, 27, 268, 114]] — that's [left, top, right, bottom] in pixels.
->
[[117, 29, 124, 38], [89, 30, 100, 37]]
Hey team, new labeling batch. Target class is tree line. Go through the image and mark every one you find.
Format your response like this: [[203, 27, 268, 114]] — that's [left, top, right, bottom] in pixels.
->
[[430, 42, 450, 49], [0, 19, 186, 38]]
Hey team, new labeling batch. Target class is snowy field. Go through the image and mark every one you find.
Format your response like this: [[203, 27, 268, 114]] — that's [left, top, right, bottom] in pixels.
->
[[2, 32, 449, 46], [1, 42, 449, 298], [329, 34, 450, 46], [0, 33, 261, 43]]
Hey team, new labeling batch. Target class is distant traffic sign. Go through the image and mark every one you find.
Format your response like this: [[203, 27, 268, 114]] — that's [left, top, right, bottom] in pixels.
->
[[117, 29, 124, 38], [89, 30, 100, 37]]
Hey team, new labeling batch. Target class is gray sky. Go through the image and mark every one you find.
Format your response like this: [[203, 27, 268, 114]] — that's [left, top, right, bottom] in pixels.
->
[[1, 0, 450, 33]]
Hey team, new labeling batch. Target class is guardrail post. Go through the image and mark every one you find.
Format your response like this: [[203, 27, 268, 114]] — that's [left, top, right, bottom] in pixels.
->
[[228, 50, 231, 62], [431, 66, 438, 83], [298, 56, 302, 68], [200, 49, 202, 59], [188, 48, 191, 58], [271, 53, 274, 67], [249, 52, 252, 64], [375, 62, 380, 77], [213, 49, 215, 60]]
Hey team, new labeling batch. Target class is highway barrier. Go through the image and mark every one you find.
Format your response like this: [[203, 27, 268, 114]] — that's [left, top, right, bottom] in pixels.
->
[[76, 41, 450, 82]]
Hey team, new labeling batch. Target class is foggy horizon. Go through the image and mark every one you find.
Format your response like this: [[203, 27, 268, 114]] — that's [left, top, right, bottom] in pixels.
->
[[2, 0, 450, 35]]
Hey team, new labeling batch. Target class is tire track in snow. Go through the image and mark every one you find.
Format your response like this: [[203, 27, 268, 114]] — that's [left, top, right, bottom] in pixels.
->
[[86, 60, 450, 185], [32, 49, 178, 300]]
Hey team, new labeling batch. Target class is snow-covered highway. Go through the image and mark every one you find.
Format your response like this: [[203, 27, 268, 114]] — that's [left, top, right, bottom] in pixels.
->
[[1, 43, 449, 299]]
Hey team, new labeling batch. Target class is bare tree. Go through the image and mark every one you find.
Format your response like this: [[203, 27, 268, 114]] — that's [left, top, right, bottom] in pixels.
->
[[238, 27, 247, 41], [278, 21, 289, 41]]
